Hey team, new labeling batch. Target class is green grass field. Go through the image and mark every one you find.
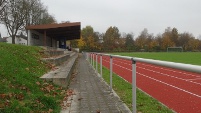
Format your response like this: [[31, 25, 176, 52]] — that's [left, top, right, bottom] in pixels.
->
[[112, 52, 201, 65]]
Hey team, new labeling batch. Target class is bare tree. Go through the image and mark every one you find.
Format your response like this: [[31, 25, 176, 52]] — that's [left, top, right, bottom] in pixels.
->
[[28, 0, 56, 25], [23, 0, 56, 34], [0, 0, 29, 44], [0, 0, 56, 44], [135, 28, 149, 50], [28, 0, 47, 25], [40, 10, 56, 24], [22, 0, 55, 35], [0, 0, 6, 15]]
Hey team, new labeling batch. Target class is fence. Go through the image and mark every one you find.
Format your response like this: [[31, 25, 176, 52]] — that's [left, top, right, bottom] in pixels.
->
[[84, 52, 201, 113]]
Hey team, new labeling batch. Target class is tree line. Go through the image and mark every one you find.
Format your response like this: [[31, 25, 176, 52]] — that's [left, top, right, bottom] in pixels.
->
[[71, 26, 201, 52], [1, 0, 200, 51], [0, 0, 56, 44]]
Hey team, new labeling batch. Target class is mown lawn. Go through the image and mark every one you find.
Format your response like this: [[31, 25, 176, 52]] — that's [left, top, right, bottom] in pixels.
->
[[112, 52, 201, 65], [0, 43, 66, 113]]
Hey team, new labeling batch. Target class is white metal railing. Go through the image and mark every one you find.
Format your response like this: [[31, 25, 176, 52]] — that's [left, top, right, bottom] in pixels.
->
[[83, 52, 201, 113]]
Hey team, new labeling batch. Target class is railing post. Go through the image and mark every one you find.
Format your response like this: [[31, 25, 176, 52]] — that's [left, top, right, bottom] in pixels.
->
[[93, 53, 95, 68], [100, 54, 102, 77], [96, 54, 98, 73], [88, 53, 90, 62], [85, 52, 87, 60], [91, 53, 92, 65], [110, 55, 113, 91], [132, 58, 136, 113], [87, 53, 89, 61]]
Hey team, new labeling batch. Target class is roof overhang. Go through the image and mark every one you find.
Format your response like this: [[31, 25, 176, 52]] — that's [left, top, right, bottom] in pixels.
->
[[26, 22, 81, 40]]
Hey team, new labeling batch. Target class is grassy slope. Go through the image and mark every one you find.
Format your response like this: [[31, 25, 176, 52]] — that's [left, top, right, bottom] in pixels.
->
[[0, 43, 64, 113], [112, 52, 201, 65]]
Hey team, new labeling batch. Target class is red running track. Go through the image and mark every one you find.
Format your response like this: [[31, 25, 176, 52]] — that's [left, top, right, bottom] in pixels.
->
[[92, 55, 201, 113]]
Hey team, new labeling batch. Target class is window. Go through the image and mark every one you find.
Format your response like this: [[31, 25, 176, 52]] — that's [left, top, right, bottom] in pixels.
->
[[32, 33, 39, 39]]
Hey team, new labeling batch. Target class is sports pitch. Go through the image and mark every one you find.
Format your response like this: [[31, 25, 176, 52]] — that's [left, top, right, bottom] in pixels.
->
[[112, 52, 201, 66]]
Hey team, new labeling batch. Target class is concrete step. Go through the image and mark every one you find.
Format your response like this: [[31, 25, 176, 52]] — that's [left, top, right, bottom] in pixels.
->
[[40, 46, 71, 57], [41, 53, 70, 66], [44, 50, 64, 57], [40, 53, 78, 88]]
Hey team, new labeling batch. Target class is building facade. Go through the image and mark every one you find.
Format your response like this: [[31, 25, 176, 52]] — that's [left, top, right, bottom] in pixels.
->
[[26, 22, 81, 49], [4, 34, 27, 45]]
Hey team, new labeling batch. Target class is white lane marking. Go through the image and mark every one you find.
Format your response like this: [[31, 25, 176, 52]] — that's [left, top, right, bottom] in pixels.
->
[[103, 58, 201, 98], [115, 58, 201, 78], [103, 58, 201, 86], [140, 63, 201, 77], [103, 59, 132, 71], [186, 78, 201, 81], [138, 66, 201, 86], [138, 72, 201, 98]]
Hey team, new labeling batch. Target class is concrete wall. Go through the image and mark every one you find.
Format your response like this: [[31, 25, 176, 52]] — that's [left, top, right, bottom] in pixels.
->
[[73, 48, 80, 52], [28, 30, 57, 47]]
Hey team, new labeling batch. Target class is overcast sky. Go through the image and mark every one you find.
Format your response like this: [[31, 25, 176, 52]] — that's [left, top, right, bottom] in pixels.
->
[[1, 0, 201, 38]]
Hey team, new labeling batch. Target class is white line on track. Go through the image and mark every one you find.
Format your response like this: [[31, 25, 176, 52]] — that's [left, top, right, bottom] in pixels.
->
[[112, 58, 201, 84], [186, 78, 201, 81], [103, 58, 201, 98], [138, 66, 201, 86], [115, 58, 201, 78], [140, 63, 201, 78], [138, 72, 201, 98], [102, 59, 132, 71]]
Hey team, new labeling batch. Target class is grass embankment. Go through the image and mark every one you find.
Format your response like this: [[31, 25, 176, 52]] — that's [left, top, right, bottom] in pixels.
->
[[113, 52, 201, 65], [93, 62, 173, 113], [0, 43, 65, 113]]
